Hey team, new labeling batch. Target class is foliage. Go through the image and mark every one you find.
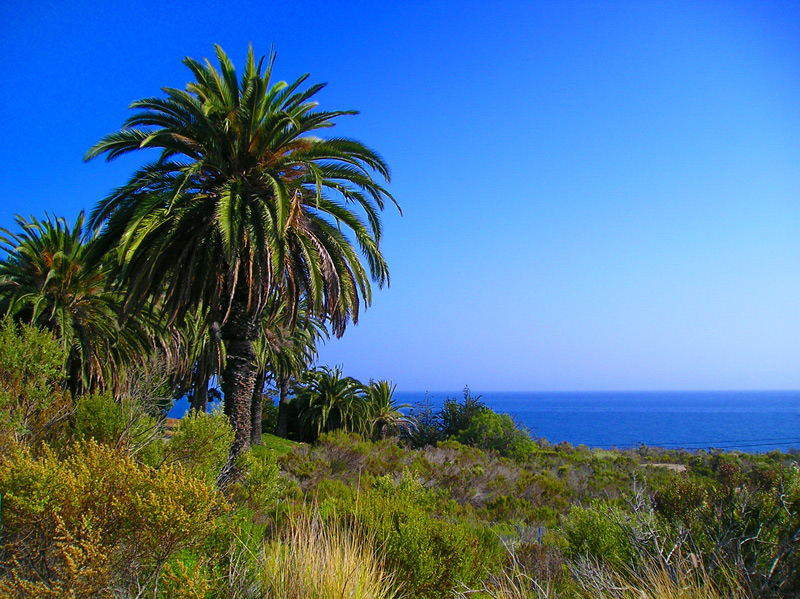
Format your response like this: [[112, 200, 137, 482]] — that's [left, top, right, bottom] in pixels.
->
[[172, 309, 225, 414], [261, 395, 279, 433], [0, 319, 71, 452], [363, 379, 415, 440], [254, 297, 328, 439], [163, 408, 235, 486], [563, 502, 634, 571], [457, 409, 537, 461], [349, 470, 505, 599], [74, 391, 163, 465], [293, 366, 367, 441], [439, 386, 488, 439], [406, 394, 441, 448], [650, 462, 800, 596], [404, 387, 539, 464], [228, 449, 282, 512], [571, 560, 747, 599], [2, 303, 799, 597]]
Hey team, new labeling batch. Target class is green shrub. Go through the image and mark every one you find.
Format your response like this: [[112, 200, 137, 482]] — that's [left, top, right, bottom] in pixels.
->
[[74, 392, 163, 466], [439, 386, 487, 439], [457, 410, 537, 461], [0, 319, 71, 451], [351, 470, 504, 599], [74, 392, 124, 443], [652, 472, 709, 525], [164, 408, 234, 485], [563, 502, 633, 571], [261, 397, 278, 434], [229, 449, 281, 511], [406, 395, 442, 447]]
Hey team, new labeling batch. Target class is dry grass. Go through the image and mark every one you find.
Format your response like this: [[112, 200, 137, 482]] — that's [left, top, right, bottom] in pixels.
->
[[454, 551, 746, 599], [257, 511, 401, 599], [573, 559, 747, 599]]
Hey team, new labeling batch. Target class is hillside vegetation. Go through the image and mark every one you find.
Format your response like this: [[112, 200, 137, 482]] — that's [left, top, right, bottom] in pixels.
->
[[1, 321, 798, 598]]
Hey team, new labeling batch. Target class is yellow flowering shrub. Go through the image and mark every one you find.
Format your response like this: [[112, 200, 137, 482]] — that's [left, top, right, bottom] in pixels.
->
[[0, 439, 229, 594]]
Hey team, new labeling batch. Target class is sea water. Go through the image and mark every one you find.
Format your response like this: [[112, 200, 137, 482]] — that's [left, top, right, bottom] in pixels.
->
[[395, 390, 800, 452]]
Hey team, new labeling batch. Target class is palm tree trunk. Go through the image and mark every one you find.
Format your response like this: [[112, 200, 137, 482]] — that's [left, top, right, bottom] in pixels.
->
[[221, 294, 260, 459], [191, 363, 209, 413], [250, 370, 266, 445], [276, 374, 291, 438]]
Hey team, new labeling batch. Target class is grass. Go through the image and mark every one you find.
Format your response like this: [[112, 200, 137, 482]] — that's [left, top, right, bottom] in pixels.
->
[[251, 433, 300, 458], [257, 510, 400, 599]]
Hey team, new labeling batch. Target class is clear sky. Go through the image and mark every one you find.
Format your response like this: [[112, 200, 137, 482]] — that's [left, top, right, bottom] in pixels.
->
[[2, 0, 800, 392]]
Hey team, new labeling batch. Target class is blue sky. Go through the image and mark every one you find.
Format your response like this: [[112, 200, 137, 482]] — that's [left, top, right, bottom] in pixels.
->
[[2, 0, 800, 391]]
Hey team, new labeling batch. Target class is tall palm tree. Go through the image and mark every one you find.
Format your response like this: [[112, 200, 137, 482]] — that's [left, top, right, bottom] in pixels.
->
[[0, 213, 154, 393], [85, 45, 399, 455]]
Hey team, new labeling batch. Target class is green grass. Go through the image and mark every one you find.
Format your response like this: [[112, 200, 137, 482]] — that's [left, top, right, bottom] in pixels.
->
[[251, 433, 300, 458]]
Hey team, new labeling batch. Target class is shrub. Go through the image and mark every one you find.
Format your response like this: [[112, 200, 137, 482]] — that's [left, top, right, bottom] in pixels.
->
[[457, 410, 537, 461], [652, 472, 709, 525], [0, 440, 228, 595], [163, 408, 235, 485], [439, 386, 487, 439], [406, 394, 442, 447], [563, 503, 633, 571], [229, 449, 281, 512], [261, 396, 278, 434], [352, 470, 504, 599], [0, 319, 71, 452], [74, 391, 163, 466]]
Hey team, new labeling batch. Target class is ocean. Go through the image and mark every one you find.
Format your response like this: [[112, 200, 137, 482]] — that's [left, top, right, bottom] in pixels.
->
[[394, 390, 800, 453]]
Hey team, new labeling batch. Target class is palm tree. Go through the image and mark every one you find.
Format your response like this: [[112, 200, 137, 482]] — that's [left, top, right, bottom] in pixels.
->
[[251, 298, 327, 444], [85, 45, 399, 456], [293, 366, 365, 441], [364, 380, 415, 440], [173, 309, 225, 414], [0, 213, 155, 394]]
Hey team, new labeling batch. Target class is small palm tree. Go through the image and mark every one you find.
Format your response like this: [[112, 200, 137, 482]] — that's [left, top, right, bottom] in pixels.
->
[[294, 366, 365, 441], [173, 309, 225, 414], [86, 45, 399, 456], [364, 380, 415, 440], [251, 298, 328, 443], [0, 213, 154, 393]]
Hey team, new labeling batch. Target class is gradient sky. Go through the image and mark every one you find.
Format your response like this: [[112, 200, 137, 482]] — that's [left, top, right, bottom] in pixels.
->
[[2, 0, 800, 392]]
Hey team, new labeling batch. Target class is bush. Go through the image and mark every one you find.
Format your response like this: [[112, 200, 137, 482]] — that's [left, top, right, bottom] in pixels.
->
[[0, 319, 71, 452], [351, 470, 504, 599], [74, 391, 164, 466], [228, 449, 281, 512], [0, 440, 228, 595], [563, 503, 633, 571], [439, 386, 487, 439], [261, 396, 278, 435], [406, 395, 442, 448], [457, 410, 537, 461], [163, 408, 235, 485]]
